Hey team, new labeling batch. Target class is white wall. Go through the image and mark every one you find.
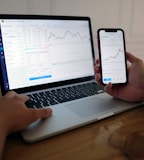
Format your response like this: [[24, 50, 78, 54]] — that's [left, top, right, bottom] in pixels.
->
[[0, 0, 51, 14], [0, 0, 144, 59], [50, 0, 144, 59], [50, 0, 122, 57]]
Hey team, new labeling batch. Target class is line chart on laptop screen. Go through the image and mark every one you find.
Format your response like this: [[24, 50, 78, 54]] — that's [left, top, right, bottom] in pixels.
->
[[0, 19, 94, 89]]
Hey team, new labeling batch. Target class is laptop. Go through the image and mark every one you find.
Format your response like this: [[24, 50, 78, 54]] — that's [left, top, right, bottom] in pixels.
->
[[0, 14, 142, 143]]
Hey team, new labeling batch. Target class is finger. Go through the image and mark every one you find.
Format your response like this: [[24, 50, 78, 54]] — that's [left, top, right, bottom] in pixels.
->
[[6, 91, 29, 103], [96, 59, 99, 66], [95, 65, 100, 73], [5, 91, 17, 97], [126, 52, 141, 63], [29, 108, 53, 122], [19, 94, 29, 102], [104, 83, 113, 95], [95, 73, 101, 84]]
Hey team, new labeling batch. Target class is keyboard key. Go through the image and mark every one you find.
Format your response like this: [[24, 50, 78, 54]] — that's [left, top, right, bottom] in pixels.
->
[[26, 82, 104, 108]]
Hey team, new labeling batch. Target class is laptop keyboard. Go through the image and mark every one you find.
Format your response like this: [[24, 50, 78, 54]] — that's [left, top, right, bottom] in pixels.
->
[[26, 82, 104, 109]]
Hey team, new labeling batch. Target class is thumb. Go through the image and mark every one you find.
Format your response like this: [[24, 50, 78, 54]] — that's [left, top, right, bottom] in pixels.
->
[[104, 83, 119, 98], [28, 108, 52, 122], [104, 83, 113, 95]]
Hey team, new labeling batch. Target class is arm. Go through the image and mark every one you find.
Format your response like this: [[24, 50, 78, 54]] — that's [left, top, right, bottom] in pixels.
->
[[0, 91, 52, 159], [0, 122, 7, 160]]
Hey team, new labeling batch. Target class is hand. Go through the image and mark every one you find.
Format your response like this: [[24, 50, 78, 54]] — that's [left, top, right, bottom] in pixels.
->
[[0, 91, 52, 135], [109, 125, 144, 160], [95, 52, 144, 102]]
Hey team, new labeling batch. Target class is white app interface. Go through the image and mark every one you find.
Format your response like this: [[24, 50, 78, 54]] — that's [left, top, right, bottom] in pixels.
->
[[0, 19, 94, 90], [99, 30, 127, 84]]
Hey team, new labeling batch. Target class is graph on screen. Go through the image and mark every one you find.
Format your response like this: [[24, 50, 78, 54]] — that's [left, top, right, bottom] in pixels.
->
[[103, 48, 125, 63], [0, 19, 94, 89], [99, 30, 127, 84]]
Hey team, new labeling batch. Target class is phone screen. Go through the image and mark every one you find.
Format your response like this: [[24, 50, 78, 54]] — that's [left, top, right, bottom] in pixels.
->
[[97, 29, 128, 84]]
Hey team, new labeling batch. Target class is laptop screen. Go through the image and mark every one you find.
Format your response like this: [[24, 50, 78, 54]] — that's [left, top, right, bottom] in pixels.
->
[[0, 15, 95, 93]]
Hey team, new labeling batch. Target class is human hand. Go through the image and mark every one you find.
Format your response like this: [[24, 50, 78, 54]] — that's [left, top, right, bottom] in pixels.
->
[[109, 125, 144, 160], [0, 91, 52, 135], [95, 52, 144, 102]]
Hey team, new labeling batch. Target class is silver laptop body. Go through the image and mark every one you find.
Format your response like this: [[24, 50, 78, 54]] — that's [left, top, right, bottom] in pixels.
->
[[0, 14, 142, 142]]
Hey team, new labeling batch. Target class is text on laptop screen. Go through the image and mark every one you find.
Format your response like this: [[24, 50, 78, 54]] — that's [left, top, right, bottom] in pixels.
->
[[0, 18, 94, 90]]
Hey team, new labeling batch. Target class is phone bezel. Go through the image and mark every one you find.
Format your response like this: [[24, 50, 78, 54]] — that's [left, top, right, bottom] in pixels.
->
[[97, 28, 128, 85]]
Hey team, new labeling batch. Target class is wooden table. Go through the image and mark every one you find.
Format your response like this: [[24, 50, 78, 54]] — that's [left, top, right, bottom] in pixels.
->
[[3, 104, 144, 160]]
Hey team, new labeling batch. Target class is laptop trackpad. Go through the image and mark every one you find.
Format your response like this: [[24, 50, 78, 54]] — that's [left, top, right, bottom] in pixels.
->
[[66, 97, 115, 118]]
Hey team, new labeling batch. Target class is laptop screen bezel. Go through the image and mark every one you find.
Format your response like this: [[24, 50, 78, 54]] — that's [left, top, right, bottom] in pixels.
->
[[0, 14, 95, 95]]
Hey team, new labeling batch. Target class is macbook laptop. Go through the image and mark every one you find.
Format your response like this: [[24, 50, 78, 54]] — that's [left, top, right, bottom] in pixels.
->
[[0, 14, 142, 143]]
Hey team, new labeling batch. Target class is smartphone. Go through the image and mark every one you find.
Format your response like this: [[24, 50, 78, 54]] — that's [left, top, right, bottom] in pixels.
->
[[97, 28, 128, 84]]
